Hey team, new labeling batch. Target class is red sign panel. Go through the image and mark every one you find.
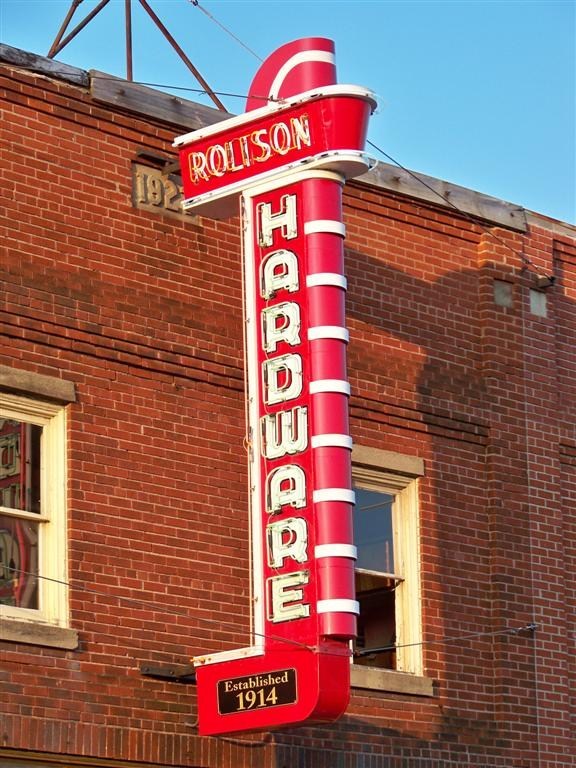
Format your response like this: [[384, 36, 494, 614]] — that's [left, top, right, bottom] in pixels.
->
[[175, 92, 374, 216], [175, 37, 375, 735]]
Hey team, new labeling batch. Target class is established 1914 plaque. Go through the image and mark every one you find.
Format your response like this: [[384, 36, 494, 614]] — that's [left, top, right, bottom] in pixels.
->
[[217, 669, 297, 715]]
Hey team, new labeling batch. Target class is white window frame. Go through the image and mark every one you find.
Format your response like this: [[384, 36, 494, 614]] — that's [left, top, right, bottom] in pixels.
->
[[352, 446, 423, 676], [0, 393, 69, 627]]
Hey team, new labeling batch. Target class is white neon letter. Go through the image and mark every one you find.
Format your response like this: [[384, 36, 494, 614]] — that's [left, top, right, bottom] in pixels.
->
[[262, 353, 302, 405], [261, 406, 308, 459], [270, 121, 293, 155], [260, 249, 299, 299], [206, 144, 227, 177], [267, 517, 308, 568], [188, 151, 208, 183], [261, 301, 301, 353], [266, 464, 306, 514], [258, 194, 297, 247], [291, 115, 311, 149], [268, 571, 310, 623]]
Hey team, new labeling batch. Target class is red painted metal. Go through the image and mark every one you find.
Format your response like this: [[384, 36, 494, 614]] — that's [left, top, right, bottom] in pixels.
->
[[177, 94, 373, 212], [245, 37, 337, 112], [175, 37, 375, 736]]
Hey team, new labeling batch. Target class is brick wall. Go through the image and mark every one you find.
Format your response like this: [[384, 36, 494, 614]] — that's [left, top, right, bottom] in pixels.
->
[[1, 52, 575, 767]]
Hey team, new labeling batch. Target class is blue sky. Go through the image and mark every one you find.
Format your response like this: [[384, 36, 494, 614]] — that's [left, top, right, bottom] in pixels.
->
[[1, 0, 574, 223]]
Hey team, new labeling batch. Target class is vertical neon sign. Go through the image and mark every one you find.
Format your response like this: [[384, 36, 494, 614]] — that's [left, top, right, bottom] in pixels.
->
[[175, 38, 375, 735]]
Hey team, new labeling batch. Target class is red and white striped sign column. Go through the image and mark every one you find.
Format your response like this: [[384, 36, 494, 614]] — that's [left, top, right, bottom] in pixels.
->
[[246, 170, 358, 648], [304, 174, 358, 639], [248, 36, 359, 642]]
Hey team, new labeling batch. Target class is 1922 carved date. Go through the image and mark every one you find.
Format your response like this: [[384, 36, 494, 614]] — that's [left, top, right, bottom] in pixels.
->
[[132, 163, 189, 219]]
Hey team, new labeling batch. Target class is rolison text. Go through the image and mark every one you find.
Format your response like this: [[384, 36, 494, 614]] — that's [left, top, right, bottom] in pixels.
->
[[187, 116, 311, 184]]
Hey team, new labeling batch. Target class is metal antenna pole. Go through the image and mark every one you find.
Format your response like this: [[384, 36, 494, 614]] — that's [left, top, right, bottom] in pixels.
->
[[47, 0, 83, 58], [48, 0, 112, 59], [125, 0, 133, 81], [45, 0, 227, 111], [137, 0, 227, 111]]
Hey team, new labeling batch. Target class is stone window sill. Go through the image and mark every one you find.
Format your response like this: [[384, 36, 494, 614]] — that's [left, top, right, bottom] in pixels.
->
[[0, 618, 79, 650], [351, 665, 436, 696]]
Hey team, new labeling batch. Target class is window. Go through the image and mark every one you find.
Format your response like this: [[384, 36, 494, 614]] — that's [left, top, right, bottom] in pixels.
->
[[352, 446, 424, 678], [0, 393, 69, 628]]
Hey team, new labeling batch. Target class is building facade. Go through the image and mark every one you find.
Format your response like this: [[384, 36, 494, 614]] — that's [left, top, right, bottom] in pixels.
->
[[1, 43, 575, 767]]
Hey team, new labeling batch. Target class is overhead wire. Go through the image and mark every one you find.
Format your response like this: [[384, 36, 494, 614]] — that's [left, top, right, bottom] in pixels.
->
[[4, 61, 550, 280], [188, 0, 263, 63], [8, 57, 551, 281], [5, 565, 538, 658], [4, 565, 312, 653], [89, 71, 269, 102], [366, 139, 555, 283], [89, 74, 266, 101], [2, 0, 557, 284], [3, 65, 274, 103], [354, 622, 537, 658]]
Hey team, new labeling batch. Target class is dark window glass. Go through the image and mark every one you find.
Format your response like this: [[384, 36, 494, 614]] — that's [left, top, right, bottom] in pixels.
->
[[353, 487, 399, 670], [353, 488, 394, 573]]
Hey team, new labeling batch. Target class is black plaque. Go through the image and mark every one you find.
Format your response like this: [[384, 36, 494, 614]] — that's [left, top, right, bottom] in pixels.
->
[[217, 668, 297, 715]]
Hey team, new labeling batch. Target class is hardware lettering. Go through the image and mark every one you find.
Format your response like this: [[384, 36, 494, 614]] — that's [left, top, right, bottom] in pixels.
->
[[258, 193, 311, 624]]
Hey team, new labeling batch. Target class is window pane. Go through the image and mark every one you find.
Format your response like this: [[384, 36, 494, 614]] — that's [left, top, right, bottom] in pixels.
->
[[0, 514, 39, 609], [353, 487, 395, 573], [353, 487, 398, 669], [355, 577, 396, 669], [0, 420, 42, 514]]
